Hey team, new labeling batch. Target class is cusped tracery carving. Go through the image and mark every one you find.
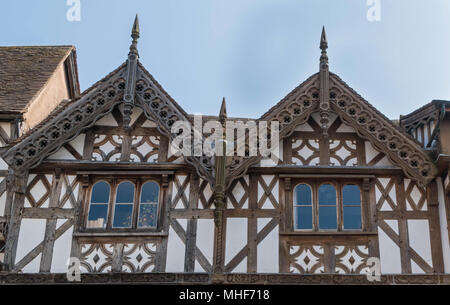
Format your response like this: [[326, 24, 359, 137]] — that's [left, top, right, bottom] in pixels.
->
[[3, 64, 129, 171], [330, 73, 437, 185]]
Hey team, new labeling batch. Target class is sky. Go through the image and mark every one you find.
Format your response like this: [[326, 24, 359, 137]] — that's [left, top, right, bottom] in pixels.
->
[[1, 0, 449, 119]]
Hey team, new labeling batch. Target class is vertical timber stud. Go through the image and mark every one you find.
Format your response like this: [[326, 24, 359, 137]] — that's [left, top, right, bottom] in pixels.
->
[[40, 169, 63, 272], [212, 98, 227, 279], [70, 174, 89, 260], [366, 178, 380, 258], [319, 27, 331, 165], [395, 175, 412, 273], [279, 177, 292, 273], [427, 180, 444, 273], [155, 174, 171, 272], [445, 169, 450, 246], [4, 171, 28, 271], [3, 170, 16, 226], [247, 173, 258, 273], [122, 14, 140, 130], [184, 173, 199, 272]]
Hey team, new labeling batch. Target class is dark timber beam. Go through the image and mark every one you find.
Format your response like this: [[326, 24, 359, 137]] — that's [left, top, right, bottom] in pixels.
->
[[3, 172, 28, 270]]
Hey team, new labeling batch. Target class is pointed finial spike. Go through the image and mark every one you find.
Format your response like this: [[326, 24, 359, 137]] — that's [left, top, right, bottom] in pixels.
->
[[129, 14, 140, 57], [220, 97, 227, 117], [320, 26, 328, 50], [132, 14, 140, 38], [219, 97, 227, 124]]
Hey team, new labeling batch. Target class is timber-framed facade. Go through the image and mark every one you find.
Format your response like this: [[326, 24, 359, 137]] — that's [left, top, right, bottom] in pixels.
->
[[0, 18, 449, 285]]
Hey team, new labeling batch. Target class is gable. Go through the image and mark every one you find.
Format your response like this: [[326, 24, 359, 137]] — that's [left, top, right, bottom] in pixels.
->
[[225, 73, 437, 187], [1, 30, 438, 189], [2, 61, 214, 185]]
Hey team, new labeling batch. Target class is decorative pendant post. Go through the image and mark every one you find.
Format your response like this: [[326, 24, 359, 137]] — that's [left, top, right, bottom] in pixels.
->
[[319, 27, 331, 165], [212, 97, 227, 275]]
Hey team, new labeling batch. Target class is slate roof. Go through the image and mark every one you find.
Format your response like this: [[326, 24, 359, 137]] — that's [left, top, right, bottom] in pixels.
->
[[0, 46, 75, 113]]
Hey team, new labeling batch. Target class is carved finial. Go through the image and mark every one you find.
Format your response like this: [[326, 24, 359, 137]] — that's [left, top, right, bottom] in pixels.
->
[[129, 14, 140, 57], [319, 26, 330, 137], [320, 26, 328, 51], [123, 14, 140, 130], [219, 97, 227, 125], [320, 26, 329, 73]]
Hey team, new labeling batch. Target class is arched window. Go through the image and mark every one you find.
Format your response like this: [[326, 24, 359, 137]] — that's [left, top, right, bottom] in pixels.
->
[[113, 181, 135, 228], [342, 184, 362, 230], [318, 184, 337, 230], [294, 184, 313, 230], [87, 181, 110, 228], [138, 181, 160, 228]]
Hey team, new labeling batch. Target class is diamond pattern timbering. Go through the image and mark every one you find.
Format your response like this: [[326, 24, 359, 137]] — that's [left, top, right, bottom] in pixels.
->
[[329, 73, 438, 186], [2, 60, 437, 188], [2, 63, 128, 171]]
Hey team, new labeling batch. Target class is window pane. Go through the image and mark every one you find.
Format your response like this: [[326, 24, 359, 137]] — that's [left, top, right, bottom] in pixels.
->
[[343, 185, 361, 205], [113, 204, 133, 228], [319, 206, 337, 229], [295, 184, 312, 205], [344, 206, 362, 230], [138, 204, 158, 228], [318, 184, 336, 205], [141, 182, 159, 203], [116, 182, 135, 203], [294, 206, 313, 230], [87, 204, 108, 228], [91, 181, 110, 203]]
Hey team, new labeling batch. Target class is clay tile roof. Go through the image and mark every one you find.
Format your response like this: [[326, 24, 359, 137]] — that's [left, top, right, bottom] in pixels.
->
[[0, 46, 74, 113]]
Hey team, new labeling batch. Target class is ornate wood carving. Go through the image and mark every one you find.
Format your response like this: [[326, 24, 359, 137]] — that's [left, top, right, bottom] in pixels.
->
[[2, 63, 128, 172], [329, 74, 438, 186], [1, 272, 449, 284]]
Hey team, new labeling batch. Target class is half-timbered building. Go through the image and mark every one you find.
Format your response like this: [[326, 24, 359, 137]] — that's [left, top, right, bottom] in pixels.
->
[[0, 18, 449, 284]]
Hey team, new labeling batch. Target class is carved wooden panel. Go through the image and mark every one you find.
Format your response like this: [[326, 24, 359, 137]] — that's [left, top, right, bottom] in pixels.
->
[[289, 245, 324, 273], [122, 242, 157, 272], [130, 135, 159, 162], [288, 242, 370, 274], [80, 243, 114, 273], [92, 135, 122, 161], [291, 139, 320, 165], [329, 139, 357, 166], [334, 245, 370, 274]]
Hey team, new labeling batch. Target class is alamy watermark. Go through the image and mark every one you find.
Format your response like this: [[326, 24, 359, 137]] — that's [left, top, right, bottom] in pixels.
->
[[169, 115, 281, 161], [367, 0, 381, 22], [66, 257, 81, 282], [66, 0, 81, 22], [365, 257, 381, 282]]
